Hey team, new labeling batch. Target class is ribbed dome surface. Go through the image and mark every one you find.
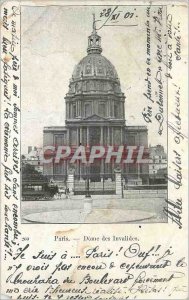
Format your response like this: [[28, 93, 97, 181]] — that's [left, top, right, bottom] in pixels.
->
[[72, 54, 118, 80], [67, 17, 123, 96]]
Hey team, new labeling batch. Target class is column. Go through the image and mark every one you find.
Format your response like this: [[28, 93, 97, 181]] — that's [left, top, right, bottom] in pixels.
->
[[63, 160, 66, 181], [100, 126, 103, 145], [92, 100, 95, 114], [122, 102, 125, 119], [112, 101, 114, 117], [112, 127, 114, 145], [87, 127, 89, 146], [109, 99, 112, 117], [70, 103, 72, 118], [66, 102, 68, 119], [67, 129, 70, 145], [77, 128, 79, 145], [76, 101, 78, 116], [77, 101, 80, 117], [107, 127, 110, 145], [78, 101, 81, 118], [137, 163, 140, 179], [80, 127, 82, 145], [100, 127, 104, 178], [68, 103, 70, 119], [67, 168, 75, 195]]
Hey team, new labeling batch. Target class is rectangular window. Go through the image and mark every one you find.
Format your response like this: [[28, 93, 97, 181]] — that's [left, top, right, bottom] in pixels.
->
[[73, 104, 76, 118], [82, 128, 87, 146], [34, 186, 42, 191], [129, 135, 135, 145], [70, 129, 77, 145], [103, 127, 108, 144], [114, 103, 119, 118], [85, 103, 91, 117], [114, 128, 121, 145], [99, 103, 106, 117], [55, 135, 65, 146]]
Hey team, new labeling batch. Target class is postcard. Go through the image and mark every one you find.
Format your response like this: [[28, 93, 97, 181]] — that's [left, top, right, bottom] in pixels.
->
[[0, 0, 188, 299]]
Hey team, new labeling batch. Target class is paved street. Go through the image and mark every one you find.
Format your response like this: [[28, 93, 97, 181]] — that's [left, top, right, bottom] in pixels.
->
[[21, 191, 167, 224]]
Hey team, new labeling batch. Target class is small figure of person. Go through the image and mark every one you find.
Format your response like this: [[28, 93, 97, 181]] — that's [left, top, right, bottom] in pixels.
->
[[65, 187, 70, 199]]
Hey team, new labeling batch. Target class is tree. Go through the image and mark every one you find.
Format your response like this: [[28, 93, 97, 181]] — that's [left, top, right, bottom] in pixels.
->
[[22, 163, 47, 181]]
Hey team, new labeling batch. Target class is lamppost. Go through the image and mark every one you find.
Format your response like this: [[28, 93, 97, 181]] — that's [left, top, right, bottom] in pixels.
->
[[65, 160, 68, 198], [121, 177, 124, 198], [85, 162, 91, 198]]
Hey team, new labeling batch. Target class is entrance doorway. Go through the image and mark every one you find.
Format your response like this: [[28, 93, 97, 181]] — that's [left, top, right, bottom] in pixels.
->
[[90, 160, 101, 182], [89, 127, 101, 145]]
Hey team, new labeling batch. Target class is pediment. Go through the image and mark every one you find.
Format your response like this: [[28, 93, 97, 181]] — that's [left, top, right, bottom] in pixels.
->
[[83, 114, 107, 121]]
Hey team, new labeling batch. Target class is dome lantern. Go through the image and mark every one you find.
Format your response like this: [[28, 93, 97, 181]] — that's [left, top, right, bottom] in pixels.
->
[[87, 14, 102, 55], [69, 14, 122, 87]]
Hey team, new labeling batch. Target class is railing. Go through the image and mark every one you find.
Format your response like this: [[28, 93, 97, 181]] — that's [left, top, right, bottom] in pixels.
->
[[74, 173, 116, 195], [125, 184, 167, 190]]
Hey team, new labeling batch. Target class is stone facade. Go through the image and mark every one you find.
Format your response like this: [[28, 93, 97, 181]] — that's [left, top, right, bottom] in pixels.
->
[[43, 18, 149, 184]]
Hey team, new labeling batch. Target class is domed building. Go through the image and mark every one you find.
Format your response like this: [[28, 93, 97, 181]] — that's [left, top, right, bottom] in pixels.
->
[[43, 17, 149, 190]]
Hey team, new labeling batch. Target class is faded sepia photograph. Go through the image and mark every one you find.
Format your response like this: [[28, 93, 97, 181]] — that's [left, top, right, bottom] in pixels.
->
[[1, 1, 188, 300], [21, 5, 168, 224]]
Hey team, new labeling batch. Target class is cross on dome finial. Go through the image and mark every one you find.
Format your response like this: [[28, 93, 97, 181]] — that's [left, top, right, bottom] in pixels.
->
[[87, 14, 102, 55], [92, 13, 96, 33]]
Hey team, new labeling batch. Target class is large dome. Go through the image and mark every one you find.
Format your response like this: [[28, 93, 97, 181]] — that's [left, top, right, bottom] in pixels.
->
[[65, 16, 125, 122], [66, 16, 123, 96], [72, 54, 119, 80]]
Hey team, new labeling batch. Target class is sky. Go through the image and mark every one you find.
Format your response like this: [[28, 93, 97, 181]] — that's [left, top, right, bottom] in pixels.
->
[[21, 5, 167, 154]]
